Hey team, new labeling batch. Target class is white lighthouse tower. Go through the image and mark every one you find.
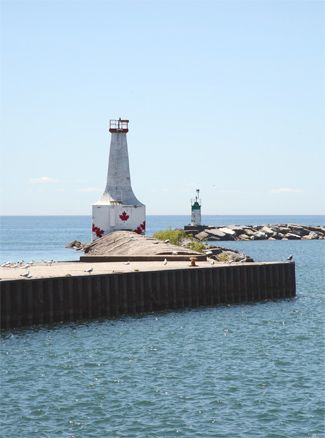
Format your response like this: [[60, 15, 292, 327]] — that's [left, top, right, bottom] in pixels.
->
[[191, 189, 201, 226], [92, 119, 145, 240]]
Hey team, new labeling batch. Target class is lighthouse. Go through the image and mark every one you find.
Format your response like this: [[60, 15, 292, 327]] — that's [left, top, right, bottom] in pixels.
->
[[191, 189, 201, 226], [92, 119, 145, 240]]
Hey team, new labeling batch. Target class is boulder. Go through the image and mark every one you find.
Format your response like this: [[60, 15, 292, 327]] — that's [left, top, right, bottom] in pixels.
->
[[278, 227, 291, 234], [261, 226, 275, 237], [207, 247, 223, 255], [195, 231, 209, 241], [243, 228, 255, 236], [288, 225, 310, 237], [302, 225, 322, 233], [228, 226, 246, 236], [303, 232, 319, 240], [238, 234, 250, 240], [205, 228, 226, 238], [208, 246, 254, 262], [216, 250, 254, 263], [65, 240, 85, 249], [286, 233, 301, 240], [219, 227, 236, 236], [251, 231, 267, 240]]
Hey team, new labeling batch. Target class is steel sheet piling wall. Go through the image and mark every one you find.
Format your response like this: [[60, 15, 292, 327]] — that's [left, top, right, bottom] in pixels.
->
[[0, 262, 296, 330]]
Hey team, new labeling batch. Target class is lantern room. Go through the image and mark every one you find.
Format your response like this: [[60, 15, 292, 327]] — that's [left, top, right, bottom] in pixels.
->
[[109, 118, 129, 133]]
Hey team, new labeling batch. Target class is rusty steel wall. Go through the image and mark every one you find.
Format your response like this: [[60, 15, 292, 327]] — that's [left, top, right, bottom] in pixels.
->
[[0, 263, 296, 330]]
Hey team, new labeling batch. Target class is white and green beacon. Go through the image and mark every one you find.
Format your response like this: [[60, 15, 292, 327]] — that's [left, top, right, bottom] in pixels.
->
[[191, 189, 201, 226]]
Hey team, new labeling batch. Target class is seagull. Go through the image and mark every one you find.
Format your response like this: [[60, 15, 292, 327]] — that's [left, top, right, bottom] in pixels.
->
[[287, 255, 293, 261], [84, 267, 93, 274], [164, 239, 170, 244], [20, 271, 30, 278], [163, 258, 168, 265], [209, 259, 215, 265]]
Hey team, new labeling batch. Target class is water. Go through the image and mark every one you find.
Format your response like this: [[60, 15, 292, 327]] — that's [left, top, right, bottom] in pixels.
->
[[0, 214, 324, 263], [1, 216, 324, 437]]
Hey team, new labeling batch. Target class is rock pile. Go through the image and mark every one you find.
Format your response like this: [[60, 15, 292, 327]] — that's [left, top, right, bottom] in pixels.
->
[[204, 246, 254, 263], [66, 231, 254, 263], [188, 224, 325, 242], [67, 231, 203, 257]]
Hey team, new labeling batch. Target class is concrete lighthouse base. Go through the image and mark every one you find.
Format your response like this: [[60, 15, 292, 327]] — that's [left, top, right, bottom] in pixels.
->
[[92, 204, 145, 239]]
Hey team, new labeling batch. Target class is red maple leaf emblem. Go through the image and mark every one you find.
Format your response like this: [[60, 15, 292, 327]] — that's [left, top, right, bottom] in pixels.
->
[[92, 224, 104, 238], [119, 211, 129, 221], [134, 221, 146, 234]]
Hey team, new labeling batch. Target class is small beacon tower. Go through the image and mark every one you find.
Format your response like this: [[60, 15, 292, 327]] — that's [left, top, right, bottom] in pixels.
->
[[191, 189, 201, 226], [92, 119, 145, 240]]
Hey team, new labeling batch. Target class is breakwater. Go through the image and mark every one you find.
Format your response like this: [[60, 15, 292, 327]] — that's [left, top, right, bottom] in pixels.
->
[[185, 224, 325, 241], [0, 262, 295, 330]]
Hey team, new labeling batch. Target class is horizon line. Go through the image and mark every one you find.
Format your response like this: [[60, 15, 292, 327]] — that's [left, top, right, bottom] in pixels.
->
[[1, 214, 324, 217]]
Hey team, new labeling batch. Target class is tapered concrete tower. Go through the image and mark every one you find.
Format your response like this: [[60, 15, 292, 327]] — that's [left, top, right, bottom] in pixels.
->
[[92, 119, 145, 240], [191, 189, 201, 226]]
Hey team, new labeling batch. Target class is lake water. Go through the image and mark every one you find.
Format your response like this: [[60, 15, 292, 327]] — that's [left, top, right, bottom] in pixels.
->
[[0, 214, 324, 263], [0, 215, 324, 437]]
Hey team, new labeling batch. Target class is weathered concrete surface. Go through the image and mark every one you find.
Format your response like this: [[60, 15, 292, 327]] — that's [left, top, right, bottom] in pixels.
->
[[66, 231, 254, 263], [83, 231, 202, 257], [0, 260, 218, 281]]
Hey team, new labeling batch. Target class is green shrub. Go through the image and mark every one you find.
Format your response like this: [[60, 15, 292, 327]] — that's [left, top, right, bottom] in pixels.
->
[[185, 241, 206, 253], [153, 229, 207, 253], [218, 253, 231, 262], [153, 229, 187, 245]]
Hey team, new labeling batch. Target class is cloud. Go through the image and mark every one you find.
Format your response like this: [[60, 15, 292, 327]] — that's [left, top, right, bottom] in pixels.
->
[[270, 187, 303, 194], [78, 187, 101, 193], [30, 176, 60, 184]]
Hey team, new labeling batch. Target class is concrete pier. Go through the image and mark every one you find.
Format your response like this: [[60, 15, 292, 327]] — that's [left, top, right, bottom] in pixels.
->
[[0, 261, 296, 330]]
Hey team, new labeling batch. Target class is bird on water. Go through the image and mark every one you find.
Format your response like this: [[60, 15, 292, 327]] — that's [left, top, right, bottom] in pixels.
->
[[287, 255, 293, 261]]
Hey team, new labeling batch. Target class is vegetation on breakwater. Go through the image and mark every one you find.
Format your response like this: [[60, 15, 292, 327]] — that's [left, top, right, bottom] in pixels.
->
[[152, 229, 253, 262], [67, 230, 254, 263], [153, 229, 206, 252]]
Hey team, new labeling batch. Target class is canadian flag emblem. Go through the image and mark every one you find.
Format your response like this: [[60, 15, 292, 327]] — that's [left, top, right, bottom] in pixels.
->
[[119, 211, 129, 221]]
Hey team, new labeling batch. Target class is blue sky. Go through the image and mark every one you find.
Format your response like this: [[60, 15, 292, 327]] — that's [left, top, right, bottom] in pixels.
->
[[1, 0, 324, 215]]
